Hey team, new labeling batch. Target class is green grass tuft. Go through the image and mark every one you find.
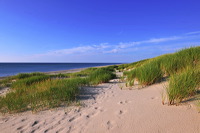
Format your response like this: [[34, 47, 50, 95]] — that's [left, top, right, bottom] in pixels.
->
[[167, 69, 200, 105], [88, 68, 116, 85], [11, 75, 51, 90], [0, 78, 88, 113], [125, 46, 200, 86]]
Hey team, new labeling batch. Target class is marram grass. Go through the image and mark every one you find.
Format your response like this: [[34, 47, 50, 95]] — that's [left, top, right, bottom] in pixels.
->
[[0, 78, 86, 113], [0, 66, 116, 113], [124, 46, 200, 104], [167, 69, 200, 105], [125, 46, 200, 86], [133, 60, 163, 86], [117, 59, 149, 71], [88, 68, 116, 85], [11, 75, 51, 90]]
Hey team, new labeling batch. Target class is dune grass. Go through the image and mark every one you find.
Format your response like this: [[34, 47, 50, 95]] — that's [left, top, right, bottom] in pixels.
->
[[48, 67, 98, 79], [0, 78, 88, 113], [88, 68, 116, 85], [125, 47, 200, 86], [11, 75, 51, 90], [0, 66, 116, 113], [117, 59, 149, 72], [128, 60, 163, 86], [14, 72, 46, 79], [0, 78, 13, 88], [167, 69, 200, 105], [0, 72, 47, 88], [160, 47, 199, 76], [124, 46, 200, 104]]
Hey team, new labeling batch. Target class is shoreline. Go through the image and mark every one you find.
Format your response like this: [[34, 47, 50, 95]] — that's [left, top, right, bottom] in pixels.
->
[[0, 64, 120, 80], [0, 68, 87, 80]]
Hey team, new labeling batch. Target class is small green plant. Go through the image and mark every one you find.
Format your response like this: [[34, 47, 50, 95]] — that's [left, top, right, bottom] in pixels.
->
[[125, 60, 163, 86], [11, 75, 51, 89], [166, 69, 200, 105], [88, 68, 116, 85], [15, 72, 46, 79], [197, 100, 200, 112], [161, 90, 166, 105]]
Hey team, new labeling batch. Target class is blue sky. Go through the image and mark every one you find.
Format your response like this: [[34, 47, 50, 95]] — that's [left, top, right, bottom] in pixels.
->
[[0, 0, 200, 63]]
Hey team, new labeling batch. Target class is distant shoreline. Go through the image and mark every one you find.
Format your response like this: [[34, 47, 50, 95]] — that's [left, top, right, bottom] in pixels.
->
[[0, 64, 121, 80]]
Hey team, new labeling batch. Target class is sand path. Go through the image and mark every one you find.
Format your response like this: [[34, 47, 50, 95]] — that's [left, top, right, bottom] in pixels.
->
[[0, 76, 200, 133]]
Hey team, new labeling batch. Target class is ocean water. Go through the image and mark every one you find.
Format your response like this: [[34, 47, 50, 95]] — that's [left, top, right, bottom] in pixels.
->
[[0, 63, 120, 77]]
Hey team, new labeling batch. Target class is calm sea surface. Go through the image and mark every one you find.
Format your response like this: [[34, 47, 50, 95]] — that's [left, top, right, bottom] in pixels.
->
[[0, 63, 120, 77]]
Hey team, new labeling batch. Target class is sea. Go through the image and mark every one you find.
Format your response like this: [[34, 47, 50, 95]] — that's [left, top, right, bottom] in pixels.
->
[[0, 63, 120, 77]]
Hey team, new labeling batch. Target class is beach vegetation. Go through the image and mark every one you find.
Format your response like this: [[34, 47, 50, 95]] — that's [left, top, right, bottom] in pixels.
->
[[123, 46, 200, 104], [166, 69, 200, 105], [14, 72, 46, 79], [0, 66, 116, 113], [88, 68, 116, 85], [117, 59, 149, 72]]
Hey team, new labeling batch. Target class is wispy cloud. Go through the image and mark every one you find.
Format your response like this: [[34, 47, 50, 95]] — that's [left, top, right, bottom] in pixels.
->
[[36, 43, 111, 56], [49, 46, 94, 55], [144, 36, 182, 43], [36, 31, 200, 57], [108, 36, 183, 53], [104, 49, 119, 53], [186, 31, 200, 35]]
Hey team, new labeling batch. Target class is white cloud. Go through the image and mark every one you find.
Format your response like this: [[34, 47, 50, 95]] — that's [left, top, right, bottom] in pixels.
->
[[104, 49, 119, 53], [117, 41, 140, 48], [145, 36, 182, 43], [35, 43, 111, 57], [51, 46, 94, 55], [93, 43, 110, 49], [186, 31, 200, 35], [116, 36, 183, 51], [35, 31, 200, 57]]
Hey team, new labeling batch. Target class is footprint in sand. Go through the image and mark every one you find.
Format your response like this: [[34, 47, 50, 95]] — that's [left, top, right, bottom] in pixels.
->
[[66, 126, 72, 133], [151, 97, 158, 100], [84, 110, 99, 119], [68, 117, 76, 122], [115, 109, 126, 117], [31, 129, 36, 133], [21, 119, 26, 122], [16, 126, 23, 130], [106, 120, 115, 130], [95, 106, 104, 112], [118, 100, 131, 105], [32, 120, 39, 127], [118, 110, 123, 115], [0, 117, 9, 123], [118, 101, 123, 104]]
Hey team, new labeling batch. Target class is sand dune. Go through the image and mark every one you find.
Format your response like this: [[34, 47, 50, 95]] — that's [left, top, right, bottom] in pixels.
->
[[0, 77, 199, 133]]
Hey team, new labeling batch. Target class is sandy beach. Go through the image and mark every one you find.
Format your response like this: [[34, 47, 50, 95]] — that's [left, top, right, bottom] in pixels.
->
[[0, 72, 199, 133], [1, 0, 199, 132]]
